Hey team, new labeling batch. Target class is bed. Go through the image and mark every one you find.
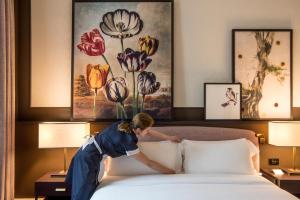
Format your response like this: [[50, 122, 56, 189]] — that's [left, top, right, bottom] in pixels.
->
[[90, 126, 298, 200]]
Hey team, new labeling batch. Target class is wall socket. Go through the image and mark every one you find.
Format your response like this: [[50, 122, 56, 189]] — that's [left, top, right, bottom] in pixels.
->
[[268, 158, 279, 166]]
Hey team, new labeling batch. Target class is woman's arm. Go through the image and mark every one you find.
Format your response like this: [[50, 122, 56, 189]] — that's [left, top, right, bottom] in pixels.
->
[[147, 129, 181, 143], [133, 152, 175, 174]]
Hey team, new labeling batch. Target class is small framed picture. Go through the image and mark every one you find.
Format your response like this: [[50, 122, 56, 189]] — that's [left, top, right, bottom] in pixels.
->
[[204, 83, 241, 120]]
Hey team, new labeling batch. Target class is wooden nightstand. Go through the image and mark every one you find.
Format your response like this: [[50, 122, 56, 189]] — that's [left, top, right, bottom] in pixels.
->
[[35, 172, 71, 200], [261, 168, 300, 198]]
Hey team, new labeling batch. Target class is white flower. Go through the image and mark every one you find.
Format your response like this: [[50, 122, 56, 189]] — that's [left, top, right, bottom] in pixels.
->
[[100, 9, 143, 39]]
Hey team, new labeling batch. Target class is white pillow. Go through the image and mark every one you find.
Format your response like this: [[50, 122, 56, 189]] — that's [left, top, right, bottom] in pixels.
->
[[182, 138, 258, 174], [107, 141, 182, 176]]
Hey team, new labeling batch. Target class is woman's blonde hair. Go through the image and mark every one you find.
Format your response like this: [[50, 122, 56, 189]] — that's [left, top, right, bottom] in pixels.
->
[[118, 112, 154, 133]]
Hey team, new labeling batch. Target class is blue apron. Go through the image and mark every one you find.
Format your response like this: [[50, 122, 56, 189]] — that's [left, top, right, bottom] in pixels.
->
[[65, 121, 139, 200]]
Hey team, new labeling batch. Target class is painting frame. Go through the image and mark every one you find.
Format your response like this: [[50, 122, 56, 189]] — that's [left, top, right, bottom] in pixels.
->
[[204, 83, 242, 120], [232, 29, 293, 120], [71, 0, 174, 121]]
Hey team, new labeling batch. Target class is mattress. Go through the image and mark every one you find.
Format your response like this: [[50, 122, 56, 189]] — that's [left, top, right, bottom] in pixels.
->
[[91, 174, 298, 200]]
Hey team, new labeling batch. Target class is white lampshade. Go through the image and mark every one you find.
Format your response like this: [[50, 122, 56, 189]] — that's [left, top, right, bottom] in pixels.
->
[[39, 122, 90, 148], [269, 121, 300, 147]]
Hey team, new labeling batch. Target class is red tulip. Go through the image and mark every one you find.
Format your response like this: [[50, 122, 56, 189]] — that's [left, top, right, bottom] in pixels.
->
[[77, 29, 105, 56]]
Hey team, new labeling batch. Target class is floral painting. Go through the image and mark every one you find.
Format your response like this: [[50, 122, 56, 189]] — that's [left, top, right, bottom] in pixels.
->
[[72, 1, 173, 120], [233, 30, 292, 120], [204, 83, 241, 120]]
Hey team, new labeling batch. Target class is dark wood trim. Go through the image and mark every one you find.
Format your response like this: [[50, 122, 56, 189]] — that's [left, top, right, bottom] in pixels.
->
[[15, 107, 300, 122], [232, 29, 293, 120], [170, 0, 175, 120], [70, 0, 75, 120]]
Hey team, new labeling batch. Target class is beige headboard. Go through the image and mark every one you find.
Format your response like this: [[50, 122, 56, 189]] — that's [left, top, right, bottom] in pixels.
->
[[139, 126, 260, 172]]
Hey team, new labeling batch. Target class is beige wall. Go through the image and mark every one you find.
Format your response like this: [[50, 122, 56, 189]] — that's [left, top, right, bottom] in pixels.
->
[[174, 0, 300, 107], [31, 0, 72, 107], [31, 0, 300, 107]]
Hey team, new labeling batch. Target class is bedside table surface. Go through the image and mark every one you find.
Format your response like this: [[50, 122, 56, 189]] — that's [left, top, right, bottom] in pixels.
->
[[261, 169, 300, 181], [36, 172, 67, 182]]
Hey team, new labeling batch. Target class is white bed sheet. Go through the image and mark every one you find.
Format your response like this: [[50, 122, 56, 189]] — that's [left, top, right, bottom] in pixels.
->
[[91, 174, 298, 200]]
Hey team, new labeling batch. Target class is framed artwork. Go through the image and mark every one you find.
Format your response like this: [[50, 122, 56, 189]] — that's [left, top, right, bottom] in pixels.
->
[[233, 29, 293, 120], [72, 0, 173, 120], [204, 83, 241, 120]]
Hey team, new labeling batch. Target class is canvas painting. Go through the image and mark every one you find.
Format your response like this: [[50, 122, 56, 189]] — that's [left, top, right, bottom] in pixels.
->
[[204, 83, 241, 120], [72, 0, 173, 120], [233, 30, 292, 120]]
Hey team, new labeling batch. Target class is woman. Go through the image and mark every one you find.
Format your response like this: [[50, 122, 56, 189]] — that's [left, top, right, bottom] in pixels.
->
[[65, 112, 181, 200]]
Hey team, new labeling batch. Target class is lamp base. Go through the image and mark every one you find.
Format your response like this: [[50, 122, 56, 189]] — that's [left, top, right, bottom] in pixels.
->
[[50, 148, 69, 178], [282, 168, 300, 176], [50, 170, 68, 177]]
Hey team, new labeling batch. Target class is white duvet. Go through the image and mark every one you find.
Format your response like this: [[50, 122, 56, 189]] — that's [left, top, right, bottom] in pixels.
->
[[91, 174, 298, 200]]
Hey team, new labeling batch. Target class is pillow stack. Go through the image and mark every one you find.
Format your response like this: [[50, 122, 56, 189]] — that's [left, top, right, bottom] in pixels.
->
[[105, 138, 259, 177]]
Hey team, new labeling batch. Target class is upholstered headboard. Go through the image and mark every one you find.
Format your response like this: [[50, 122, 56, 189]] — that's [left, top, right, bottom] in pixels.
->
[[138, 126, 260, 171]]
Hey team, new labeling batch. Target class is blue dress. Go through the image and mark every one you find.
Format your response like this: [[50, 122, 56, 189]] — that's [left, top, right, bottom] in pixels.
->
[[65, 121, 139, 200]]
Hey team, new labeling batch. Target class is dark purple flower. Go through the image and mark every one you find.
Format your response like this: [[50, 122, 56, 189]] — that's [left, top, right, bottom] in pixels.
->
[[137, 71, 160, 96], [117, 48, 152, 72]]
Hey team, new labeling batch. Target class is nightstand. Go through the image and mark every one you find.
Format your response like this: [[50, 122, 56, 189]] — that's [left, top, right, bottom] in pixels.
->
[[261, 168, 300, 198], [35, 172, 71, 200]]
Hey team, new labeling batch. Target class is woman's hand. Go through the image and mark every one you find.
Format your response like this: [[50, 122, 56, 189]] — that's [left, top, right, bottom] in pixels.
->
[[133, 152, 176, 175], [168, 135, 181, 143], [162, 168, 176, 174]]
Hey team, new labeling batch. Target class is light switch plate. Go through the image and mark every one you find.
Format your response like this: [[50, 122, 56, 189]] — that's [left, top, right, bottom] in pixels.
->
[[268, 158, 279, 166]]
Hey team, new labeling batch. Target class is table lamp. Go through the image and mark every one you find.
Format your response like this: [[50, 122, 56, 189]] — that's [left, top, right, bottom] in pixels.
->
[[269, 121, 300, 175], [39, 122, 90, 176]]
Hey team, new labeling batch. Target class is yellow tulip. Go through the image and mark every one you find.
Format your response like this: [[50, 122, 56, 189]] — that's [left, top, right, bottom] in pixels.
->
[[139, 35, 159, 56], [86, 64, 109, 94]]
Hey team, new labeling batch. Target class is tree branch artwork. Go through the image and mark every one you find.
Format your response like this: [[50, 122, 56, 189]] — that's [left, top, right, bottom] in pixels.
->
[[241, 31, 287, 119]]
